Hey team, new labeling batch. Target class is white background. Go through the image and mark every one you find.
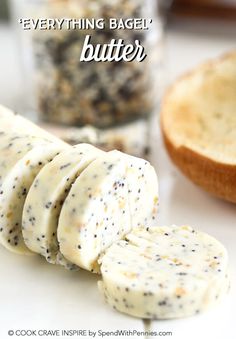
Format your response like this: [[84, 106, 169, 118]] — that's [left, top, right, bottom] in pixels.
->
[[0, 17, 236, 339]]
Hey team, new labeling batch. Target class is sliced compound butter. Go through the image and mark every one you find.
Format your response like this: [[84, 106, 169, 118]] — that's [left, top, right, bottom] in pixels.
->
[[0, 105, 67, 147], [58, 151, 131, 272], [115, 151, 159, 228], [22, 144, 104, 268], [0, 142, 69, 254], [98, 225, 229, 319]]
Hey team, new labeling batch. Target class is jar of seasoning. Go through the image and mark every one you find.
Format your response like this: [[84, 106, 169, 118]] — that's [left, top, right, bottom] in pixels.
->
[[11, 0, 164, 157]]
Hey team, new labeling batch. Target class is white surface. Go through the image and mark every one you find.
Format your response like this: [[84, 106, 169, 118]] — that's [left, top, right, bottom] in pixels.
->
[[0, 18, 236, 339]]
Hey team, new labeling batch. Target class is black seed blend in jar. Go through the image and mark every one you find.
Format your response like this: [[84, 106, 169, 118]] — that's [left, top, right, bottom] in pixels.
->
[[30, 0, 162, 128]]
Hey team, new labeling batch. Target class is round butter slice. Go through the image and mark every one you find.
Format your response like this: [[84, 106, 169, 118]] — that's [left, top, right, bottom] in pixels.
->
[[98, 225, 229, 319], [115, 151, 159, 228], [58, 151, 131, 272]]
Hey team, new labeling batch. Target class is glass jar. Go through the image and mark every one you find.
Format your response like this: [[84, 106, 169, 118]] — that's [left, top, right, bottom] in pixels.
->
[[10, 0, 164, 157]]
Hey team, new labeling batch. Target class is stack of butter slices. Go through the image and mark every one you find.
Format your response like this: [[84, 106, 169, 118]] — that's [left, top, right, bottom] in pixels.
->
[[0, 105, 229, 319]]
